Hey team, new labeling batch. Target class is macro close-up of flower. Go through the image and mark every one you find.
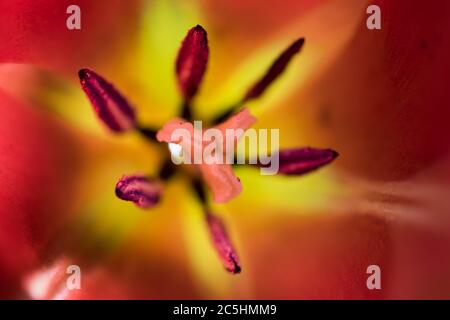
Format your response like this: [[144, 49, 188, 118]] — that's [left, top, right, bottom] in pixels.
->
[[1, 0, 450, 300]]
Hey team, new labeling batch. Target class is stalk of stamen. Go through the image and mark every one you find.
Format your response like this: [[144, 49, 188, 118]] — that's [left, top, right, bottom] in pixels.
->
[[180, 100, 193, 121], [137, 126, 158, 141], [192, 178, 207, 204], [158, 158, 177, 180], [211, 102, 244, 125]]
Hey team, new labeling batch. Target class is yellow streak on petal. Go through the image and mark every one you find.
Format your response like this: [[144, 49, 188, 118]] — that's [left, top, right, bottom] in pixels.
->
[[129, 0, 202, 125], [196, 0, 368, 121]]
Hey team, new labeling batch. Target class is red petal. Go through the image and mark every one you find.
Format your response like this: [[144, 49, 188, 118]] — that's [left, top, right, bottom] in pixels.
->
[[176, 25, 209, 101], [243, 38, 304, 102], [297, 0, 450, 179], [0, 0, 141, 74], [0, 90, 82, 297]]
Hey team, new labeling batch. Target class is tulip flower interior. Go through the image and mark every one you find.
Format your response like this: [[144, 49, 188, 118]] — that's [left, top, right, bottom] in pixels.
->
[[0, 0, 450, 301]]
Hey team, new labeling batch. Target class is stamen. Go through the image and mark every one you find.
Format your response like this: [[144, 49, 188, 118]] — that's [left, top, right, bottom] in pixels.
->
[[274, 147, 339, 175], [205, 211, 241, 274], [115, 175, 162, 208], [158, 158, 177, 180], [176, 25, 209, 102], [137, 126, 158, 141], [191, 179, 207, 204], [79, 68, 136, 132], [243, 38, 305, 102]]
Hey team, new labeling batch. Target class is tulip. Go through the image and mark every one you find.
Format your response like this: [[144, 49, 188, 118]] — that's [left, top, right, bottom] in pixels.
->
[[1, 0, 449, 299]]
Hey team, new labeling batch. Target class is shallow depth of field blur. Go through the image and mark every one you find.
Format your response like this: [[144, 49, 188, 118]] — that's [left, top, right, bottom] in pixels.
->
[[1, 0, 450, 299]]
